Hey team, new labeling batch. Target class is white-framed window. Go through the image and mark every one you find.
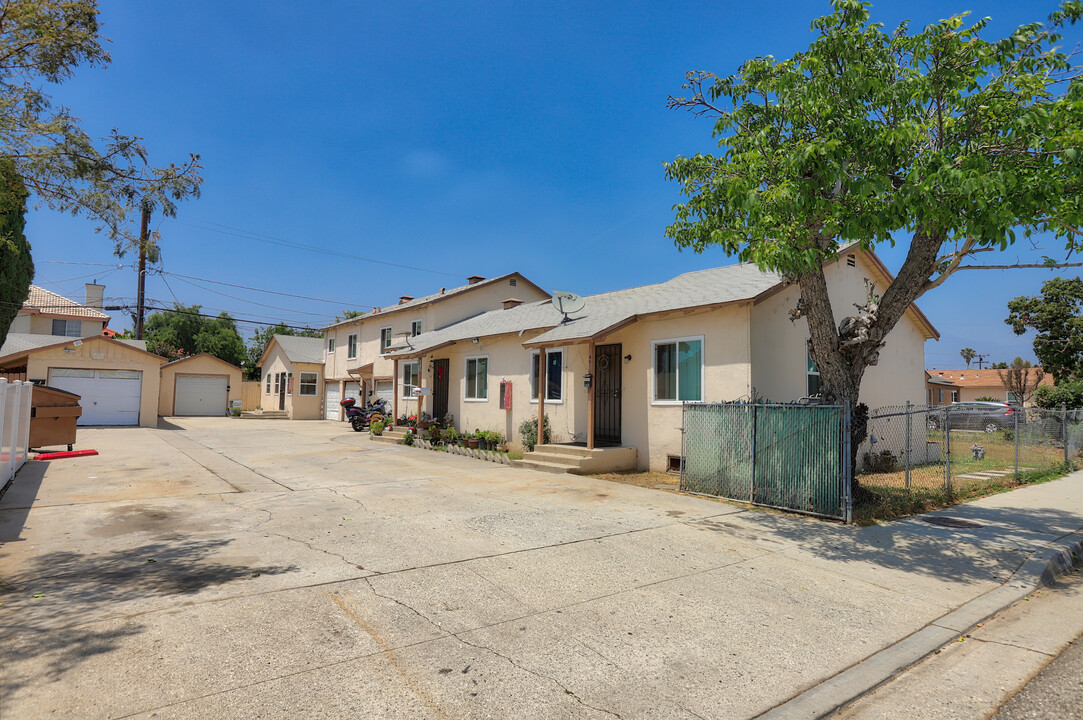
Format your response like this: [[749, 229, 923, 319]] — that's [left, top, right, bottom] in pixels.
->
[[530, 349, 563, 402], [380, 327, 392, 354], [52, 319, 82, 337], [465, 356, 488, 401], [299, 372, 318, 396], [411, 320, 422, 336], [273, 373, 280, 394], [401, 361, 419, 398], [265, 373, 271, 393], [347, 333, 358, 359], [952, 390, 959, 402], [652, 336, 703, 403], [806, 343, 821, 397], [327, 337, 335, 353], [1007, 391, 1020, 404]]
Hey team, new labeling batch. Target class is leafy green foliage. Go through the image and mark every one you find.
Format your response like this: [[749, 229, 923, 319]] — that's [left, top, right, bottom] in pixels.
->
[[960, 348, 977, 368], [0, 0, 203, 256], [143, 304, 245, 366], [0, 158, 31, 348], [1034, 377, 1083, 408], [974, 396, 1000, 402], [245, 322, 322, 379], [518, 415, 552, 451], [1006, 277, 1083, 381], [665, 1, 1083, 414]]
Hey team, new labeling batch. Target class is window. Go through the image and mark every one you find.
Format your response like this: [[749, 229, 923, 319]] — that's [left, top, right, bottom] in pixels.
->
[[347, 333, 358, 359], [299, 372, 318, 396], [952, 391, 959, 402], [411, 320, 422, 336], [1007, 391, 1021, 404], [273, 373, 280, 394], [653, 337, 703, 402], [806, 345, 821, 397], [266, 373, 271, 394], [327, 337, 335, 353], [380, 327, 392, 354], [51, 319, 82, 337], [530, 350, 563, 402], [401, 361, 419, 398], [466, 356, 488, 400], [938, 389, 944, 403]]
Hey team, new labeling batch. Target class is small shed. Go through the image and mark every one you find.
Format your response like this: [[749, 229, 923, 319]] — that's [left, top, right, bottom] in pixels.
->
[[30, 384, 82, 450], [159, 354, 243, 417]]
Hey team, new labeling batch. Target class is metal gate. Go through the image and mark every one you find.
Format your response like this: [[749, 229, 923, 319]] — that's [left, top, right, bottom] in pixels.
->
[[681, 402, 852, 522], [594, 343, 622, 444]]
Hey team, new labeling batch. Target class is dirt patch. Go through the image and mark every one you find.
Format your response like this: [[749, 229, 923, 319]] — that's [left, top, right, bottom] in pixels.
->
[[588, 471, 679, 490]]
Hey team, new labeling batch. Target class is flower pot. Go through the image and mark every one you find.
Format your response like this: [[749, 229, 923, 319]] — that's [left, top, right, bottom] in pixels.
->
[[466, 438, 480, 449]]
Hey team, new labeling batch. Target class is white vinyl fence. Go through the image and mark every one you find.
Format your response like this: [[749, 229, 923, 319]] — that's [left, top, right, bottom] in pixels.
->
[[0, 378, 33, 485]]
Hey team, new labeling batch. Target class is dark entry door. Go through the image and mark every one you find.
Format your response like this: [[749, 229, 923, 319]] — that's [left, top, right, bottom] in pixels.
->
[[278, 373, 286, 410], [594, 343, 622, 444], [432, 358, 449, 421]]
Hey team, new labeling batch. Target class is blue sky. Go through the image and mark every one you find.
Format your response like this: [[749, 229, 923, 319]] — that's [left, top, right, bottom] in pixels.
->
[[23, 0, 1079, 369]]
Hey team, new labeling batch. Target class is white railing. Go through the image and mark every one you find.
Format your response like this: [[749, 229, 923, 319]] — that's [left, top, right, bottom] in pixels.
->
[[0, 378, 33, 485]]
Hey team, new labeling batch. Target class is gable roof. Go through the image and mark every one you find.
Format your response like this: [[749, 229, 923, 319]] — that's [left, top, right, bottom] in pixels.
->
[[0, 333, 158, 367], [321, 272, 549, 330], [20, 285, 110, 321], [260, 334, 325, 366], [928, 368, 1052, 389], [160, 352, 241, 371]]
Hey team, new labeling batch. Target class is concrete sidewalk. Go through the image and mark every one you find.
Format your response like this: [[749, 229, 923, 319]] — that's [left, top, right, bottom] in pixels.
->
[[1, 418, 1081, 719]]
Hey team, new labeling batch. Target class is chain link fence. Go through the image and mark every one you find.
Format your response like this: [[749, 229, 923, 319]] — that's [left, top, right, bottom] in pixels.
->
[[681, 402, 851, 522], [858, 403, 1083, 493]]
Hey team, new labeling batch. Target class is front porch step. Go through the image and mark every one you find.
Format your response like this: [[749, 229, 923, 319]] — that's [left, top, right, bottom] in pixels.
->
[[240, 410, 288, 419], [512, 459, 581, 474], [512, 443, 638, 475], [371, 427, 410, 445]]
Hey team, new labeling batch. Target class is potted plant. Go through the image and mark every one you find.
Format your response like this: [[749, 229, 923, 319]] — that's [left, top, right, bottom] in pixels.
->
[[370, 419, 385, 437], [465, 432, 480, 449], [491, 432, 507, 452]]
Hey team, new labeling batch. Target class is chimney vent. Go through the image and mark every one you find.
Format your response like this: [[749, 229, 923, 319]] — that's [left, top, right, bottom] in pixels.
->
[[502, 298, 522, 310], [467, 275, 485, 285], [85, 283, 104, 309], [399, 295, 414, 305]]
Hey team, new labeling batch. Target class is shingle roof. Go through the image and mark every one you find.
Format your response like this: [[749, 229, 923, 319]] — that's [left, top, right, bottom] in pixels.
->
[[271, 334, 325, 364], [929, 368, 1053, 389], [321, 272, 548, 330], [0, 333, 147, 360], [21, 285, 110, 321], [388, 261, 785, 356]]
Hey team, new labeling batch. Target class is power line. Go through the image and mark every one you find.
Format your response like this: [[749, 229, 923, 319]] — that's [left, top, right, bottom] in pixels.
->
[[166, 274, 336, 319], [154, 269, 369, 308], [172, 215, 464, 278], [110, 302, 323, 332]]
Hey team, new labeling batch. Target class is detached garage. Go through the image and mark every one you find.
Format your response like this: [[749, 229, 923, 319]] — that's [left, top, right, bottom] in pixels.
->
[[0, 334, 166, 427], [159, 353, 242, 417]]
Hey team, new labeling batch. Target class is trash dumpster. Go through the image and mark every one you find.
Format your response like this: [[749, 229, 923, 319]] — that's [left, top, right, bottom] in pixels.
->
[[30, 385, 82, 450]]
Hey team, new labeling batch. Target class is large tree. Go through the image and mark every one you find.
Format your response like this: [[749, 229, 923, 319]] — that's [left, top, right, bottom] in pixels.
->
[[1006, 276, 1083, 381], [0, 158, 31, 346], [960, 347, 977, 368], [665, 1, 1082, 451], [0, 0, 202, 314], [143, 304, 245, 367]]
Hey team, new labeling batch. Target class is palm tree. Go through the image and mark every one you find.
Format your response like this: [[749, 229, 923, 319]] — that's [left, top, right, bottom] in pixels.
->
[[960, 348, 977, 368]]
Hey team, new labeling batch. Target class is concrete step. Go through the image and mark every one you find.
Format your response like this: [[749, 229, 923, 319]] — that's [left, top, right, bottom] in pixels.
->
[[535, 444, 593, 458], [521, 451, 583, 467], [240, 410, 288, 419], [511, 459, 577, 474]]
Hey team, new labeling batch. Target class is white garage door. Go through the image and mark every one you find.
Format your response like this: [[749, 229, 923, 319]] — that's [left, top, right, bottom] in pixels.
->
[[374, 380, 393, 408], [324, 384, 341, 420], [344, 381, 363, 408], [48, 368, 142, 426], [175, 375, 228, 416]]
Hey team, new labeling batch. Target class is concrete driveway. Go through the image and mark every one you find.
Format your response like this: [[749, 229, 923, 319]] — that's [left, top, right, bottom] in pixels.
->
[[0, 418, 1074, 719]]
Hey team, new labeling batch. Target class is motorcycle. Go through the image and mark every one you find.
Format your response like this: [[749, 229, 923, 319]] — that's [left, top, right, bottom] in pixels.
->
[[341, 397, 390, 432]]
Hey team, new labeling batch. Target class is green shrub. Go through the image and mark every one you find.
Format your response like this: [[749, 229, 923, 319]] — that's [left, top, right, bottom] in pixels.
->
[[518, 415, 552, 451], [974, 395, 999, 402], [401, 431, 414, 446], [370, 420, 385, 436], [1035, 378, 1083, 409]]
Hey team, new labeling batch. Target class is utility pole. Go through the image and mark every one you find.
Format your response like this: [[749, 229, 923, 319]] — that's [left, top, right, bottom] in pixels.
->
[[135, 205, 150, 340], [975, 353, 989, 370]]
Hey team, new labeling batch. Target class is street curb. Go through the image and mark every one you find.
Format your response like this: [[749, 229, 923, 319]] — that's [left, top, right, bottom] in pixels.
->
[[753, 529, 1083, 720]]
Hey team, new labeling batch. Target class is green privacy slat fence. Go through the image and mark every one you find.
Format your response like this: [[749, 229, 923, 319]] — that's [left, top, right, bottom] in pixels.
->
[[681, 402, 851, 522]]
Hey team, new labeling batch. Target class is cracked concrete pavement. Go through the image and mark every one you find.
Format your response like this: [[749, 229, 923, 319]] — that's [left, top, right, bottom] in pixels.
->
[[1, 417, 1081, 719]]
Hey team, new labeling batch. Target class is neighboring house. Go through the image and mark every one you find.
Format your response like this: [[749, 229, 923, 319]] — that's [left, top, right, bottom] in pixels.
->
[[926, 371, 958, 406], [0, 334, 165, 426], [257, 335, 326, 419], [926, 368, 1052, 406], [320, 273, 550, 421], [9, 283, 109, 337], [159, 353, 243, 417], [386, 248, 938, 472]]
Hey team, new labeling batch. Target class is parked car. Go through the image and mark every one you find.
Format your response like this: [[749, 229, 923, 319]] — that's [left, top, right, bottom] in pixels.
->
[[927, 401, 1017, 433]]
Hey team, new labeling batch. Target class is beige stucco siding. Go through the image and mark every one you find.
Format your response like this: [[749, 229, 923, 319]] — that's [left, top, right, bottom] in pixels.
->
[[750, 253, 929, 410], [259, 346, 325, 419], [23, 314, 105, 337], [25, 338, 164, 427], [159, 355, 242, 416]]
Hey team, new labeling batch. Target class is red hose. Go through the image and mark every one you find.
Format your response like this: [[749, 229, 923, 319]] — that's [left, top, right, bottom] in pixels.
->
[[33, 449, 99, 460]]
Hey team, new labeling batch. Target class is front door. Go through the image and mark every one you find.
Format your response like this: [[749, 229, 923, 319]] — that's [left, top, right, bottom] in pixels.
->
[[278, 372, 286, 410], [432, 358, 450, 421], [594, 343, 622, 444]]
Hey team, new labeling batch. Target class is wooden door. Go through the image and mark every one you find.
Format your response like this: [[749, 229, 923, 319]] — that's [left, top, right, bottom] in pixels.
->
[[594, 343, 622, 444]]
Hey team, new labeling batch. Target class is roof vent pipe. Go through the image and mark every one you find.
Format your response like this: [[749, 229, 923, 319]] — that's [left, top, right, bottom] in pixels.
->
[[467, 275, 485, 285], [503, 298, 522, 310]]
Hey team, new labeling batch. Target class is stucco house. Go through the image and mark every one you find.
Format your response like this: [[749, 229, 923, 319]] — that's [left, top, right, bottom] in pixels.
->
[[320, 273, 549, 421], [385, 248, 938, 472], [159, 353, 243, 416], [9, 283, 109, 337], [257, 335, 326, 419], [926, 368, 1052, 406]]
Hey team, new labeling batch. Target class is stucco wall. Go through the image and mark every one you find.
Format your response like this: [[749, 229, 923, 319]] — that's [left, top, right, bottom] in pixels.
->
[[159, 355, 242, 416], [259, 346, 325, 420], [24, 314, 105, 337], [750, 251, 930, 410], [25, 338, 164, 427]]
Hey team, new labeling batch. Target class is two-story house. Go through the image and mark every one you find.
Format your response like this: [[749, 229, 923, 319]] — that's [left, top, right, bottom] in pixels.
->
[[320, 273, 550, 421]]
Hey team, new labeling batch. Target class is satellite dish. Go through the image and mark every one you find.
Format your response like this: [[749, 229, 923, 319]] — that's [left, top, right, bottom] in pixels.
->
[[552, 292, 585, 322]]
